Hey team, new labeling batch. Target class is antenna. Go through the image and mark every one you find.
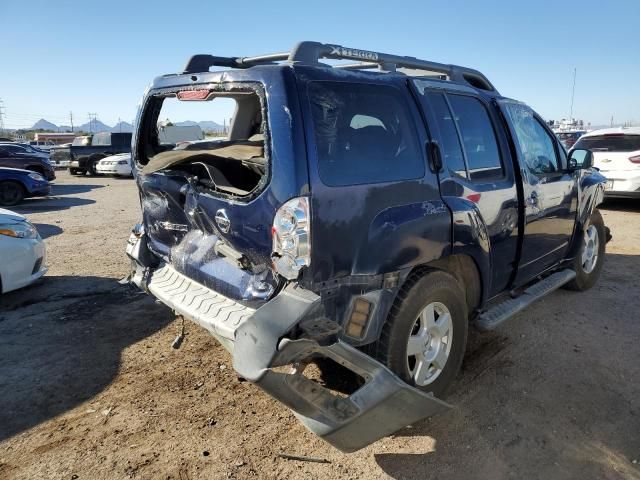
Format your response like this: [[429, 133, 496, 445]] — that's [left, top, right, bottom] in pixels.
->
[[69, 111, 74, 132], [569, 68, 577, 121], [0, 99, 6, 135]]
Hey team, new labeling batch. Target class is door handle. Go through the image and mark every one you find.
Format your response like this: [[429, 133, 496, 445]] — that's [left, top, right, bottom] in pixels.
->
[[527, 191, 539, 206]]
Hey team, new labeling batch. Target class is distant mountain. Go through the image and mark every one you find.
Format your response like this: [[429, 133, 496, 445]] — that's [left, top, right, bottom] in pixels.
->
[[111, 121, 134, 133], [31, 118, 59, 131], [29, 118, 223, 133], [76, 119, 113, 133], [174, 120, 224, 132]]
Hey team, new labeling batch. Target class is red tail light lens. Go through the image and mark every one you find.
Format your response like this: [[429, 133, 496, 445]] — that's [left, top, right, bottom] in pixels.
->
[[177, 90, 211, 101], [629, 155, 640, 164]]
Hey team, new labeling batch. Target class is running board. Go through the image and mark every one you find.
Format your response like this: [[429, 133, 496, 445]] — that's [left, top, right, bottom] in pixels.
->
[[476, 269, 576, 331]]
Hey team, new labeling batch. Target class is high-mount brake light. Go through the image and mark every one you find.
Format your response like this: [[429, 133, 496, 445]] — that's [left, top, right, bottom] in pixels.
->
[[177, 90, 210, 101], [272, 197, 311, 280]]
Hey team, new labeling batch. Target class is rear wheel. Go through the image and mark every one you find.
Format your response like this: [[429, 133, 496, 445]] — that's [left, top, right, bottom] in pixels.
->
[[372, 270, 468, 398], [565, 209, 606, 291], [0, 181, 25, 206]]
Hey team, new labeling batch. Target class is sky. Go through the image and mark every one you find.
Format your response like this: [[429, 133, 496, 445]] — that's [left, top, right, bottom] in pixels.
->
[[1, 0, 639, 129]]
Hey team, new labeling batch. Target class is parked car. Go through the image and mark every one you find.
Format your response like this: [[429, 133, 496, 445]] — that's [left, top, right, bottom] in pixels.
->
[[96, 153, 132, 177], [0, 208, 47, 293], [573, 127, 640, 198], [0, 145, 55, 181], [0, 142, 50, 159], [28, 140, 57, 152], [0, 168, 50, 206], [51, 132, 132, 176], [556, 130, 587, 149], [125, 42, 608, 452]]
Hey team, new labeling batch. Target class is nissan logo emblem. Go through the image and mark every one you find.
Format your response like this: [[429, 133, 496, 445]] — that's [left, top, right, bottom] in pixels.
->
[[215, 209, 231, 233]]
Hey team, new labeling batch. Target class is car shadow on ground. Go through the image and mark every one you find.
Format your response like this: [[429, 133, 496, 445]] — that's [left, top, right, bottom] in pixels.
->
[[11, 196, 95, 214], [600, 198, 640, 212], [374, 252, 640, 479], [33, 223, 63, 239], [0, 276, 173, 443], [50, 183, 104, 195]]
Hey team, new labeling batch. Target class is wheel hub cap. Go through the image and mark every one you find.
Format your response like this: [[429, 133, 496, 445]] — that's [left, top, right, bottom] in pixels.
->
[[406, 302, 453, 386], [581, 225, 599, 274]]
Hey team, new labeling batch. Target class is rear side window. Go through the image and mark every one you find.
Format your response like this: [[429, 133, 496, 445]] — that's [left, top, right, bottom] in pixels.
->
[[574, 135, 640, 152], [308, 82, 424, 186], [447, 95, 503, 182], [425, 92, 466, 178]]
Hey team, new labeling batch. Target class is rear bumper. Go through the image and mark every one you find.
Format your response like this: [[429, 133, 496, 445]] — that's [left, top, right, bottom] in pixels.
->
[[126, 229, 450, 452], [601, 170, 640, 197]]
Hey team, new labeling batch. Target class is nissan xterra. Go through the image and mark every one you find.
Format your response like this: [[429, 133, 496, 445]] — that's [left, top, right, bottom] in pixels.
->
[[126, 41, 609, 452]]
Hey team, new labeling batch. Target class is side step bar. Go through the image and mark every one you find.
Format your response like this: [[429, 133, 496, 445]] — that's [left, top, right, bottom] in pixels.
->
[[476, 269, 576, 331]]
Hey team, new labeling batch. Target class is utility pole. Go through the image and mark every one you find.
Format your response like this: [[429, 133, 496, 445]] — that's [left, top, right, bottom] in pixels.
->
[[118, 117, 122, 133], [0, 99, 6, 135], [569, 67, 577, 121], [69, 111, 74, 132], [87, 113, 97, 133]]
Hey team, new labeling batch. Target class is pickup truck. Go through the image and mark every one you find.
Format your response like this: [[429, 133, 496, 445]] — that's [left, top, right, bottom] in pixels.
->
[[125, 42, 609, 452], [51, 132, 132, 175]]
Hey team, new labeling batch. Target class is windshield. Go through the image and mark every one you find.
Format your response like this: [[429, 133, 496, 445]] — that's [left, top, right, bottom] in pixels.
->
[[91, 133, 112, 146], [72, 136, 91, 146], [575, 134, 640, 152]]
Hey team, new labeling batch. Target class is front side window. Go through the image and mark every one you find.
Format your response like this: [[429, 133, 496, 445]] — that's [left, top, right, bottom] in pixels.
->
[[308, 82, 424, 186], [447, 95, 503, 182], [503, 102, 560, 176]]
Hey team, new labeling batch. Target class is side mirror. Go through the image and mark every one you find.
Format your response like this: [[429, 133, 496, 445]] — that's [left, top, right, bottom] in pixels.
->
[[568, 148, 593, 170]]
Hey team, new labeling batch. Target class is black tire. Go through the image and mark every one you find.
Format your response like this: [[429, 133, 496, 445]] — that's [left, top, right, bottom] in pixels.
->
[[0, 181, 25, 206], [87, 154, 106, 176], [372, 270, 468, 398], [69, 168, 79, 175], [565, 209, 606, 291]]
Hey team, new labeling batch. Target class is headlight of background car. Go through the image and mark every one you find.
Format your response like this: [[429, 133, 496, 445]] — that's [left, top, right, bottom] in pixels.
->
[[0, 222, 39, 239], [117, 160, 128, 165], [28, 172, 46, 182]]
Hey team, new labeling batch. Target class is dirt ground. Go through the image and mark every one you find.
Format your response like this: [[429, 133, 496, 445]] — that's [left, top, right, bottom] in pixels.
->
[[0, 171, 639, 480]]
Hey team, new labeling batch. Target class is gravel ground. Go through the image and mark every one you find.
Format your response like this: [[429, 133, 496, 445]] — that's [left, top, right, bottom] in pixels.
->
[[0, 171, 639, 480]]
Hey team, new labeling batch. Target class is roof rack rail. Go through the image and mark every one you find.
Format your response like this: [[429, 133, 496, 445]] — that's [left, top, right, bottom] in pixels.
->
[[182, 41, 497, 92]]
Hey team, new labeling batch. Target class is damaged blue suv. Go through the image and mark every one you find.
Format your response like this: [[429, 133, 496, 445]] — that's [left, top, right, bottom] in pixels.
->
[[126, 41, 608, 452]]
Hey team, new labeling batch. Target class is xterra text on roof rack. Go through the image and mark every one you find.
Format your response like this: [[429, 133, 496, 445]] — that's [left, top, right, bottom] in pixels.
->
[[126, 41, 609, 452]]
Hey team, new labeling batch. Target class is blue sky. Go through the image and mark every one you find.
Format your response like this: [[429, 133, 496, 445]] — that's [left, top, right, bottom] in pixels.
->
[[1, 0, 638, 129]]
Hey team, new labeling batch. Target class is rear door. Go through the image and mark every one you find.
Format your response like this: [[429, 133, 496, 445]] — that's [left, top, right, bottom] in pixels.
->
[[297, 69, 450, 282], [500, 101, 577, 283], [413, 84, 520, 296]]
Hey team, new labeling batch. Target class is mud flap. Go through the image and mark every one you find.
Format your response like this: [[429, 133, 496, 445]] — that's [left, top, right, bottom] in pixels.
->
[[233, 285, 451, 453]]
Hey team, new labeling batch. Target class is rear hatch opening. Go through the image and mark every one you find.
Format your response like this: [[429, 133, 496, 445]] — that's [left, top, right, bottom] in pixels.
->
[[136, 84, 269, 199], [134, 82, 280, 302]]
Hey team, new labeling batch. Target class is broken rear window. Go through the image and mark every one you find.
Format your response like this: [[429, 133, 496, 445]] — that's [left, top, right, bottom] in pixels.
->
[[308, 81, 424, 187], [138, 86, 268, 198]]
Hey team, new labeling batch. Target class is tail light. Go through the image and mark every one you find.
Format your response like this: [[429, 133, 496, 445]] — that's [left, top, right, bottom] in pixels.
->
[[629, 155, 640, 164], [272, 197, 310, 280]]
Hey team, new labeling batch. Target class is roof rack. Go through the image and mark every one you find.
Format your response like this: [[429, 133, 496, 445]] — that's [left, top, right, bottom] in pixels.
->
[[183, 41, 497, 92]]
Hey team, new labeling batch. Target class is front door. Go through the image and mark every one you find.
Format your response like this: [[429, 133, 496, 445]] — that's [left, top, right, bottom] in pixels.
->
[[500, 101, 577, 284]]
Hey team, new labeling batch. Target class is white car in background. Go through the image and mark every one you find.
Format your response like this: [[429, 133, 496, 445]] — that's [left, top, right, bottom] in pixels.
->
[[96, 153, 132, 177], [0, 208, 47, 293], [574, 127, 640, 198]]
